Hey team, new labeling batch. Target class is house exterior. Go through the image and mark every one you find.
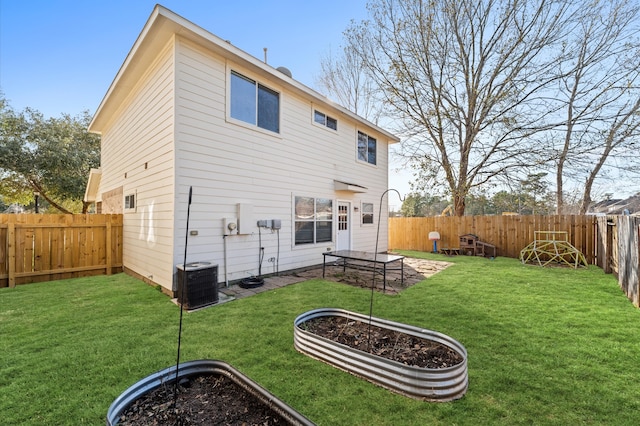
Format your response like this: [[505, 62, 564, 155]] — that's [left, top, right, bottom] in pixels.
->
[[589, 193, 640, 216], [86, 5, 399, 295]]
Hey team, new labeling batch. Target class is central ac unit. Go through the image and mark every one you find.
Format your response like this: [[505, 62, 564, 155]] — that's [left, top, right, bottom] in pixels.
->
[[176, 262, 218, 310]]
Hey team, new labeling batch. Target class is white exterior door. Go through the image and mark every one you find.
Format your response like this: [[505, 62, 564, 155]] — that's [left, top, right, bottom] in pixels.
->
[[336, 201, 351, 251]]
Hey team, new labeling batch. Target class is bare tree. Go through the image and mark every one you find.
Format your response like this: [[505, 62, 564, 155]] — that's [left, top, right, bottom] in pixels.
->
[[315, 44, 384, 124], [553, 0, 640, 214], [344, 0, 573, 215]]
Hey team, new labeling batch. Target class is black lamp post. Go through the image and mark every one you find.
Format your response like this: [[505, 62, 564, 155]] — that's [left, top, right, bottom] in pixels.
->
[[34, 191, 39, 213]]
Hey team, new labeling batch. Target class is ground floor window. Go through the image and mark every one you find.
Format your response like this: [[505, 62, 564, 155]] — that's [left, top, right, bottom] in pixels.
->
[[124, 193, 135, 211], [295, 196, 333, 245], [362, 202, 374, 224]]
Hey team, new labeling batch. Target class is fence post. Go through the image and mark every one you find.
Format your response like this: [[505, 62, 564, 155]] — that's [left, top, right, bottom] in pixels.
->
[[605, 218, 614, 274], [8, 223, 15, 288], [106, 220, 112, 275]]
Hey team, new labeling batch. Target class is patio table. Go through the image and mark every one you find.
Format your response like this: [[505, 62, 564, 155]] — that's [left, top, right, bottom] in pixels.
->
[[322, 250, 404, 290]]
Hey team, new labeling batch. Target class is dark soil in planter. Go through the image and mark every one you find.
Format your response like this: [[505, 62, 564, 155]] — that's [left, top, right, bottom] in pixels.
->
[[118, 373, 290, 425], [302, 316, 463, 368]]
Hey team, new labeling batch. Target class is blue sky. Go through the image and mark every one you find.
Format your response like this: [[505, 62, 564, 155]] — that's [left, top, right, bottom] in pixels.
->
[[12, 2, 631, 203], [0, 0, 368, 117], [0, 0, 411, 205]]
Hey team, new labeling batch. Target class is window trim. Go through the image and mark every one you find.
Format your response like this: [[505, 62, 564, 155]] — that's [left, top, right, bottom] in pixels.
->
[[357, 130, 377, 165], [228, 68, 281, 134]]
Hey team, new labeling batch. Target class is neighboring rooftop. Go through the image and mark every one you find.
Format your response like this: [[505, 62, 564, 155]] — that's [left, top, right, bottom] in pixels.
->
[[590, 193, 640, 215]]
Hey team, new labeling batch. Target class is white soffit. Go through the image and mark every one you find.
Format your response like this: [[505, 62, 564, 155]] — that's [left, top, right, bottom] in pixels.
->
[[334, 180, 368, 193], [84, 168, 102, 202]]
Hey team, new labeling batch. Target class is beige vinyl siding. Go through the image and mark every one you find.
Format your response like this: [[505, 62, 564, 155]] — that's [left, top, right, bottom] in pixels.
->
[[99, 39, 177, 290], [89, 7, 397, 294], [173, 40, 390, 282]]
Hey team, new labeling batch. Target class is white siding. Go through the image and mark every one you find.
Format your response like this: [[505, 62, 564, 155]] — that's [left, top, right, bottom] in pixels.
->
[[91, 8, 397, 294], [99, 39, 177, 290], [172, 39, 391, 286]]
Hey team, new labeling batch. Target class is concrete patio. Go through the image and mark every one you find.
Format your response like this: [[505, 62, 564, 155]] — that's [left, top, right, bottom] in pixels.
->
[[219, 257, 452, 301]]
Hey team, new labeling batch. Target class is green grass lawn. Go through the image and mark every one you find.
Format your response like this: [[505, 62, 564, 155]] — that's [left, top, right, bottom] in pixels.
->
[[2, 252, 640, 425]]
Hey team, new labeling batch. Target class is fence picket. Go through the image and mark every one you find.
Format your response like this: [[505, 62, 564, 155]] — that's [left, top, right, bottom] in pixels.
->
[[3, 214, 637, 307], [0, 214, 123, 287], [389, 215, 639, 308]]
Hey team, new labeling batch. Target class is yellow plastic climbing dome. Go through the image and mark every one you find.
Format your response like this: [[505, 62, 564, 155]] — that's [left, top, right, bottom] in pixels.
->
[[519, 231, 588, 268]]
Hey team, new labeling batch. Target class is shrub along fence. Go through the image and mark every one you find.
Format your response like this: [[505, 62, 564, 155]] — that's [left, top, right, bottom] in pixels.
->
[[0, 214, 123, 288], [390, 215, 639, 307]]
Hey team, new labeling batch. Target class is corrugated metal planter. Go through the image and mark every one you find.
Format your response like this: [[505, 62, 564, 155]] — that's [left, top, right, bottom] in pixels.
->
[[106, 359, 315, 425], [294, 308, 468, 402]]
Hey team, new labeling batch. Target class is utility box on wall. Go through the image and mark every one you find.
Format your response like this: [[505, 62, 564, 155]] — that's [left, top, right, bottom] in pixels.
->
[[224, 217, 238, 235], [237, 203, 253, 234], [176, 262, 218, 310]]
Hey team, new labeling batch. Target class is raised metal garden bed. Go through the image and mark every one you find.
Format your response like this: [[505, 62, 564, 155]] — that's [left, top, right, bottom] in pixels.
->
[[106, 359, 314, 425], [294, 308, 468, 402]]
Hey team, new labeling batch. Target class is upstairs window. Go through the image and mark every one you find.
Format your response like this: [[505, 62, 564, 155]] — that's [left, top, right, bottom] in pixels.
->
[[357, 131, 377, 165], [314, 110, 337, 130], [230, 71, 280, 133]]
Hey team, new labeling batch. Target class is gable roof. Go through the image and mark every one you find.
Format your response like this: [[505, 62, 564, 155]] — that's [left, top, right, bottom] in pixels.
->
[[89, 5, 399, 144], [590, 193, 640, 215]]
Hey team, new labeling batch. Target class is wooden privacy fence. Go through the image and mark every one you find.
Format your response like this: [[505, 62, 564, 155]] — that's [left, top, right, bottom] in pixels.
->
[[0, 214, 123, 288], [596, 216, 640, 307], [389, 214, 640, 307], [389, 215, 597, 263]]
